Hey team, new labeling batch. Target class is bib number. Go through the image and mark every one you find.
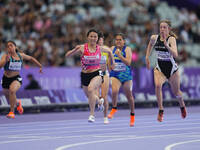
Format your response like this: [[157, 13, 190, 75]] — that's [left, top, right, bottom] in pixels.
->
[[113, 63, 126, 71]]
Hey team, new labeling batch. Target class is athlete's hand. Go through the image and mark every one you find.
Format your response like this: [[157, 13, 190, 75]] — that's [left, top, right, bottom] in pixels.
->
[[115, 49, 121, 57], [39, 67, 43, 73], [145, 57, 150, 70]]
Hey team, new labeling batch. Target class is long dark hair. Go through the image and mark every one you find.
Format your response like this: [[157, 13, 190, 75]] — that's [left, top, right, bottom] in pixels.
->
[[97, 31, 104, 43]]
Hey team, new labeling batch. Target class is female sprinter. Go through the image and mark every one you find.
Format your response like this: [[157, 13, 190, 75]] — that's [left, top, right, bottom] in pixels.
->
[[65, 29, 115, 123], [145, 20, 187, 122], [0, 41, 42, 119], [108, 33, 135, 127]]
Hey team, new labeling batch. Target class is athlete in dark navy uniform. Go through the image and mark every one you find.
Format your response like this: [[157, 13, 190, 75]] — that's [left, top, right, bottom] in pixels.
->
[[0, 41, 42, 119], [145, 20, 187, 122]]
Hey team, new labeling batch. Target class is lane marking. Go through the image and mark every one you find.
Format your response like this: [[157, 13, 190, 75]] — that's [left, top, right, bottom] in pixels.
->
[[1, 123, 200, 139], [0, 112, 199, 127], [1, 119, 200, 135], [55, 133, 200, 150], [165, 139, 200, 150], [1, 117, 200, 130]]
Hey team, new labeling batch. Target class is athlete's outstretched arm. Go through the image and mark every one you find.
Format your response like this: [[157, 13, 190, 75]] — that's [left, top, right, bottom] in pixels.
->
[[145, 35, 157, 70], [65, 45, 83, 58], [21, 53, 43, 73]]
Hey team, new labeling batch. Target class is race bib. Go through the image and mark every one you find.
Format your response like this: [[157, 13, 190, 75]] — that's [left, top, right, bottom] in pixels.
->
[[9, 62, 22, 71], [113, 62, 126, 71]]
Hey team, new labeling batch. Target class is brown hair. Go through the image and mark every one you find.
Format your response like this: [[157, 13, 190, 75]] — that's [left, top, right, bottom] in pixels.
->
[[160, 20, 178, 39]]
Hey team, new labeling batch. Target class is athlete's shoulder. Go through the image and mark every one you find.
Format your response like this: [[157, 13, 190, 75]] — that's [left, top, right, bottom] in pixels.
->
[[111, 46, 115, 50], [150, 34, 158, 40], [149, 34, 158, 46], [168, 36, 176, 41], [125, 46, 131, 49]]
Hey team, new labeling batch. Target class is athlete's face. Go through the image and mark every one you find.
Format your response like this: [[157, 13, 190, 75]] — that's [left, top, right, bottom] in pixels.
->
[[98, 37, 104, 46], [87, 32, 98, 45], [160, 22, 170, 37], [115, 35, 125, 48], [6, 42, 16, 53]]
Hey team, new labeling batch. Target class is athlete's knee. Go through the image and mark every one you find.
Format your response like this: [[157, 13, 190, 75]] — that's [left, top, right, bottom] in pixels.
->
[[87, 86, 94, 94], [112, 90, 119, 97], [9, 89, 17, 95], [155, 84, 162, 91], [174, 91, 182, 99]]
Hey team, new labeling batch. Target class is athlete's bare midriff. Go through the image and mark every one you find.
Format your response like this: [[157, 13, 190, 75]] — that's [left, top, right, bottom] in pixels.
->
[[4, 70, 20, 78]]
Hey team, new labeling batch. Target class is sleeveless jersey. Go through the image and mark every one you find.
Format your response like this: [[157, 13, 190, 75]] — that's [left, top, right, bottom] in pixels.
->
[[154, 35, 178, 78], [110, 46, 132, 83], [81, 43, 101, 70], [4, 52, 23, 71]]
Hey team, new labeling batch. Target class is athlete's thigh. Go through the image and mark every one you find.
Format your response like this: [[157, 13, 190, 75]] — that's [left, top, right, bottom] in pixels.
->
[[89, 76, 102, 90], [111, 77, 121, 92], [122, 80, 133, 96], [101, 75, 109, 97], [9, 80, 21, 92], [154, 68, 166, 87], [168, 70, 181, 93]]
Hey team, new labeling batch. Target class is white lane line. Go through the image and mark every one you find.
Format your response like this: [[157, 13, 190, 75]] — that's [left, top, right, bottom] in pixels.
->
[[0, 113, 199, 127], [1, 125, 200, 142], [55, 133, 200, 150], [165, 139, 200, 150], [0, 131, 197, 146], [1, 120, 200, 135], [1, 117, 200, 131]]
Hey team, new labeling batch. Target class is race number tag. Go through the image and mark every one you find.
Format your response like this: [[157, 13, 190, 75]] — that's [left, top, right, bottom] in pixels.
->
[[9, 62, 22, 71], [113, 63, 126, 71]]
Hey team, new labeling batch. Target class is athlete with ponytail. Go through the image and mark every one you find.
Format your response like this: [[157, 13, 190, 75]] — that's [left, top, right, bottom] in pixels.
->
[[0, 41, 42, 119], [145, 20, 187, 122]]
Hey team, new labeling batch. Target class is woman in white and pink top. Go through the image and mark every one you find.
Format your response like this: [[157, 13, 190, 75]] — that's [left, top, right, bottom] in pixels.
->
[[65, 29, 115, 123]]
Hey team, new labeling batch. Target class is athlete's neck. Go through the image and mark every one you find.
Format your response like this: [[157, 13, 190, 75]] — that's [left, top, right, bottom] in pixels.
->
[[8, 51, 17, 57], [160, 34, 169, 41], [116, 46, 124, 50], [88, 43, 96, 50]]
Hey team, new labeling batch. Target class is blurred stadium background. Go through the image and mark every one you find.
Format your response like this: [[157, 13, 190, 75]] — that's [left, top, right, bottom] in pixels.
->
[[0, 0, 200, 113]]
